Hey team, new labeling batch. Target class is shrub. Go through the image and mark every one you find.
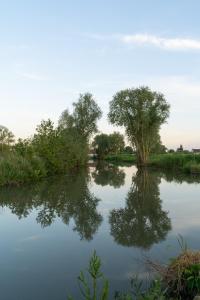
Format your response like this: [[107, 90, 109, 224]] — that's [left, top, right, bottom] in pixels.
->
[[68, 251, 109, 300], [0, 153, 47, 186], [163, 250, 200, 299]]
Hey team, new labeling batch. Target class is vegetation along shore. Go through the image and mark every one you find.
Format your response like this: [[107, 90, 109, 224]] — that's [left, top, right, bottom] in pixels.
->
[[1, 86, 200, 186]]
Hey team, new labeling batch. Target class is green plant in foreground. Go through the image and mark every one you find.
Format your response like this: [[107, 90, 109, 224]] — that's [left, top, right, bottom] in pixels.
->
[[184, 264, 200, 294], [68, 252, 168, 300], [68, 251, 109, 300], [115, 277, 166, 300]]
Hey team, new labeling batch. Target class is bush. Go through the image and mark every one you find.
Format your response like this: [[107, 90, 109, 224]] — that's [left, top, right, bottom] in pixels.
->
[[0, 153, 47, 186], [162, 251, 200, 299]]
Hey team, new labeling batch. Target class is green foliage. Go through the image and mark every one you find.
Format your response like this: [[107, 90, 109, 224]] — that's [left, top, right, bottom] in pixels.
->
[[124, 146, 134, 154], [109, 132, 125, 154], [93, 134, 111, 159], [32, 119, 88, 174], [0, 114, 91, 186], [184, 264, 200, 293], [105, 154, 136, 163], [149, 153, 200, 174], [93, 132, 124, 159], [0, 153, 46, 186], [141, 280, 166, 300], [69, 249, 200, 300], [150, 134, 167, 154], [108, 86, 170, 165], [126, 277, 166, 300], [68, 251, 109, 300], [0, 125, 15, 152], [14, 138, 34, 157], [68, 252, 169, 300], [59, 93, 102, 141], [183, 162, 200, 174]]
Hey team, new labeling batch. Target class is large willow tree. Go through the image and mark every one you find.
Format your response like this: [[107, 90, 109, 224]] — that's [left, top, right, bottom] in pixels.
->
[[108, 87, 170, 166]]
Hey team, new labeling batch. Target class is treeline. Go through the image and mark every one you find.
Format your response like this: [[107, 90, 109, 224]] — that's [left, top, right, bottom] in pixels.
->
[[1, 86, 170, 185], [3, 85, 200, 185], [0, 93, 101, 185]]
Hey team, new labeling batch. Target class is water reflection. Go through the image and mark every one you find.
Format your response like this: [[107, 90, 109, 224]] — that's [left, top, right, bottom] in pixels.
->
[[1, 164, 200, 248], [159, 169, 200, 184], [0, 169, 102, 241], [92, 162, 125, 188], [109, 168, 172, 249]]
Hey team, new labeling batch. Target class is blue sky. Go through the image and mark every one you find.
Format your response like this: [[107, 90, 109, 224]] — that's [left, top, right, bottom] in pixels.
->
[[1, 0, 200, 149]]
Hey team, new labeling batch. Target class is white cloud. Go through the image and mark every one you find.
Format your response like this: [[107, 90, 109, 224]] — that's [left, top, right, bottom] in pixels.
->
[[86, 32, 200, 51], [122, 34, 200, 50]]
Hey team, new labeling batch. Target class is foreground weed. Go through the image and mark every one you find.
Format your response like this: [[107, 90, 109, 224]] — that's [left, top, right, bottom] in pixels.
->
[[68, 251, 109, 300]]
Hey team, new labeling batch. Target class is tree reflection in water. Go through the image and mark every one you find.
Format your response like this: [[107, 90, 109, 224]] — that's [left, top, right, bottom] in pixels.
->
[[92, 162, 125, 188], [0, 169, 102, 241], [109, 168, 171, 249]]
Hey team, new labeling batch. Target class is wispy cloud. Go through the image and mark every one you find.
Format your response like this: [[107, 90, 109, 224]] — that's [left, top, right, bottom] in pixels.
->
[[86, 32, 200, 51], [122, 34, 200, 50]]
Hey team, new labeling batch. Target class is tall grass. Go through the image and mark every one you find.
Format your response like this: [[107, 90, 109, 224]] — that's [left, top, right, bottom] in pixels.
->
[[149, 153, 200, 174], [105, 153, 200, 175]]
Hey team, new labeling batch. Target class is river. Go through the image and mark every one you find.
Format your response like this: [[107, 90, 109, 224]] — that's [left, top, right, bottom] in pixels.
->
[[0, 162, 200, 299]]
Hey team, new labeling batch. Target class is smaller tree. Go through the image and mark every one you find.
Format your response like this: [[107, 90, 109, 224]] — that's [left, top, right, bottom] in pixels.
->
[[168, 149, 175, 153], [59, 93, 102, 142], [92, 132, 125, 159], [124, 146, 134, 154], [109, 132, 124, 154], [92, 134, 111, 159], [150, 134, 167, 154], [0, 125, 15, 152], [58, 109, 74, 129], [14, 138, 33, 157]]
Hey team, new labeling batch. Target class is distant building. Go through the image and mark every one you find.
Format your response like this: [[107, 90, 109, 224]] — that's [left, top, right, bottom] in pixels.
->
[[177, 144, 183, 152], [192, 149, 200, 153]]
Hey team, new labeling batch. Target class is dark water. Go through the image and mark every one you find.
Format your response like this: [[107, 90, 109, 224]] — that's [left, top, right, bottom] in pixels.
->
[[0, 162, 200, 299]]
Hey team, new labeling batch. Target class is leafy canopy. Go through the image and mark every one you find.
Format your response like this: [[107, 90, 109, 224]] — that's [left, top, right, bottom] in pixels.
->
[[59, 93, 102, 141], [108, 86, 170, 164]]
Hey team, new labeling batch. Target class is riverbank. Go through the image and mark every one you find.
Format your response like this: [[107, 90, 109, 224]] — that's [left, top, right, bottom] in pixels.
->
[[105, 153, 200, 174], [70, 246, 200, 299], [0, 151, 86, 187]]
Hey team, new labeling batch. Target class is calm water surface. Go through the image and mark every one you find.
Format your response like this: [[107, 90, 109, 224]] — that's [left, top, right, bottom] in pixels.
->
[[0, 162, 200, 299]]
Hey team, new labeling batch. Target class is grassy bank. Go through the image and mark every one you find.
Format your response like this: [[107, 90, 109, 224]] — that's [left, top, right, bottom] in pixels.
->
[[149, 153, 200, 174], [105, 153, 200, 174], [105, 153, 136, 163]]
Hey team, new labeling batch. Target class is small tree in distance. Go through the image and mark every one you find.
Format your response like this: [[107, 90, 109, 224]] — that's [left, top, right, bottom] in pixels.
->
[[92, 132, 124, 159]]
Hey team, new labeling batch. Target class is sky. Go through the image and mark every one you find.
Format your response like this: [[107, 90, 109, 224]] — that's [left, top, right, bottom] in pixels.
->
[[1, 0, 200, 149]]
